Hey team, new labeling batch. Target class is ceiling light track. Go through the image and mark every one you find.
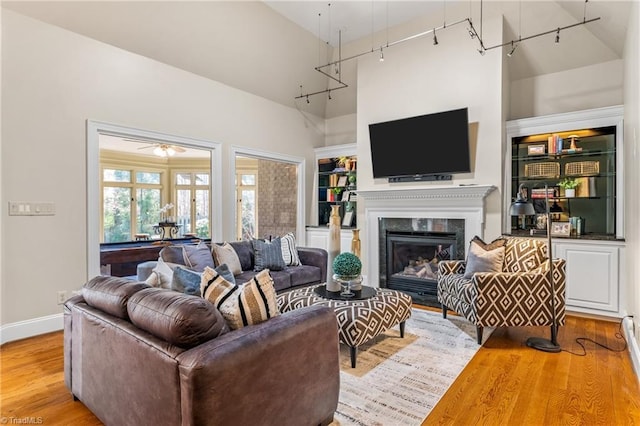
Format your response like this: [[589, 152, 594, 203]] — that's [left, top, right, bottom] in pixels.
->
[[296, 0, 600, 101]]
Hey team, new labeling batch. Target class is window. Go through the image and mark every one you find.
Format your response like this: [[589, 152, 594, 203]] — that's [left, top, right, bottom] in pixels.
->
[[174, 171, 210, 237], [237, 171, 257, 240], [102, 168, 162, 243]]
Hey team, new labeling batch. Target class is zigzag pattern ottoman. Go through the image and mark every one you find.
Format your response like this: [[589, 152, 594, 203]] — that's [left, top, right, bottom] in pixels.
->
[[278, 285, 412, 367]]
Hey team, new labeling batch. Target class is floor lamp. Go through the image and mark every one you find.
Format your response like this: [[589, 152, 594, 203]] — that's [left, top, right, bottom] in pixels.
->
[[509, 184, 561, 353]]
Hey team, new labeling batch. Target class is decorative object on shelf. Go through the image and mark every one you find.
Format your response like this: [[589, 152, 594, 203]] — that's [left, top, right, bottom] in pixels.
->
[[568, 135, 580, 150], [550, 221, 571, 237], [510, 183, 535, 230], [348, 172, 357, 185], [536, 214, 548, 230], [326, 205, 341, 292], [351, 229, 361, 258], [342, 211, 354, 227], [527, 144, 546, 156], [549, 200, 563, 221], [332, 252, 363, 297], [159, 203, 174, 223], [558, 177, 579, 198], [525, 162, 560, 178], [565, 160, 599, 176], [569, 217, 586, 236], [337, 175, 348, 187]]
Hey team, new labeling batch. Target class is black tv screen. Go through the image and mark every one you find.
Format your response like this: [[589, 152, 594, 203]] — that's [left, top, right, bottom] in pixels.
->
[[368, 108, 471, 179]]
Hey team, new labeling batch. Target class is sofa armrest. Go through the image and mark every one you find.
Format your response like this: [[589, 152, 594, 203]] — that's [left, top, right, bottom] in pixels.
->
[[438, 260, 466, 276], [136, 260, 158, 282], [297, 246, 328, 283], [176, 305, 339, 426]]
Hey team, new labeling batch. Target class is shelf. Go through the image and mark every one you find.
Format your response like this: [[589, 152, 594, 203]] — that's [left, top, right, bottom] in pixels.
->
[[512, 149, 615, 162], [513, 172, 615, 181]]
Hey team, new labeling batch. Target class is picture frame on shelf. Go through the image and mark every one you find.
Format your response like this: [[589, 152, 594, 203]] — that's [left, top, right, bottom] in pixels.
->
[[337, 176, 348, 187], [342, 211, 354, 227], [341, 190, 351, 202], [348, 191, 357, 202], [550, 221, 571, 237], [527, 144, 546, 155]]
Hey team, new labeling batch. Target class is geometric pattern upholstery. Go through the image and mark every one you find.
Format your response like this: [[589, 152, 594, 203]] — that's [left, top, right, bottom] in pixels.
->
[[438, 237, 566, 343], [277, 285, 412, 348]]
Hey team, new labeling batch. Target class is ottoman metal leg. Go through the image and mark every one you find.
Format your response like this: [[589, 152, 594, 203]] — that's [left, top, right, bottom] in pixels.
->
[[350, 346, 357, 368], [399, 321, 406, 338]]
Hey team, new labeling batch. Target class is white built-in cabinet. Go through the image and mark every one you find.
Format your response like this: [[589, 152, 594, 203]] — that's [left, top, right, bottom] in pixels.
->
[[305, 227, 354, 255], [553, 239, 624, 315]]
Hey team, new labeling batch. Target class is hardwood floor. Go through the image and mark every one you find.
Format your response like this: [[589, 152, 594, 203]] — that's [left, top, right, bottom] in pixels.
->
[[1, 314, 639, 425]]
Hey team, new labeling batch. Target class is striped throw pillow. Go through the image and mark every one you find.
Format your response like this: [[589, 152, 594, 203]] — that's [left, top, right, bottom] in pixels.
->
[[252, 238, 285, 271], [201, 268, 280, 330], [280, 232, 301, 266]]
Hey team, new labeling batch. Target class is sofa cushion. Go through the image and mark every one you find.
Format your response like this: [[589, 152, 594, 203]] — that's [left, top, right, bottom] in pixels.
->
[[127, 287, 228, 348], [286, 265, 322, 288], [145, 258, 182, 289], [159, 245, 187, 265], [183, 241, 215, 272], [228, 240, 254, 271], [463, 239, 505, 279], [173, 263, 236, 296], [280, 232, 301, 266], [202, 269, 280, 330], [252, 237, 286, 271], [83, 276, 150, 320], [212, 242, 243, 275]]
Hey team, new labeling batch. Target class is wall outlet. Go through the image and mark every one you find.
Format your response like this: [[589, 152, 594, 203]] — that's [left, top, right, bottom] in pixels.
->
[[57, 291, 67, 305]]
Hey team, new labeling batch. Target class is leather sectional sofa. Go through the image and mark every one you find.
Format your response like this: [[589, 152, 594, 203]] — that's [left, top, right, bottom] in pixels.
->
[[64, 276, 340, 426]]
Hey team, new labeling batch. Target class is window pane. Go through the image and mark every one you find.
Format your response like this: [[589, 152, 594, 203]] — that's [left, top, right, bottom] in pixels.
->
[[241, 189, 256, 240], [136, 171, 161, 184], [136, 188, 161, 234], [103, 187, 131, 242], [241, 174, 255, 185], [103, 169, 131, 183], [176, 189, 191, 235], [195, 189, 210, 237], [195, 173, 209, 186], [176, 173, 191, 185]]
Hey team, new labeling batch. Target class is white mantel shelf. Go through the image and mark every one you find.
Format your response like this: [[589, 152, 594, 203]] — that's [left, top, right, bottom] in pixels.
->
[[357, 185, 496, 202]]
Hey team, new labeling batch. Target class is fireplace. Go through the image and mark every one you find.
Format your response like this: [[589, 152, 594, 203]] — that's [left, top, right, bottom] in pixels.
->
[[378, 217, 465, 307], [386, 231, 457, 306]]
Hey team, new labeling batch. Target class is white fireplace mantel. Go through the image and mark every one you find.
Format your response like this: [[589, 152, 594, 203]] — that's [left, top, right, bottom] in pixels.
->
[[357, 185, 497, 287]]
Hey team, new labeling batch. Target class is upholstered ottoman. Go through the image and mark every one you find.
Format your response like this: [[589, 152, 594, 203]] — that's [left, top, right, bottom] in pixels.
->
[[278, 285, 413, 367]]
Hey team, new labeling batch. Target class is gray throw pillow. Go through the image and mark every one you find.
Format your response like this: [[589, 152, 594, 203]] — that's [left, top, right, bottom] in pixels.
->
[[463, 241, 505, 279], [252, 237, 286, 271], [172, 264, 236, 295], [183, 241, 215, 272]]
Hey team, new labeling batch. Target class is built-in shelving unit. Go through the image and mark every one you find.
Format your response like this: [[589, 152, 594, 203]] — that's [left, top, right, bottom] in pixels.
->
[[314, 144, 357, 228]]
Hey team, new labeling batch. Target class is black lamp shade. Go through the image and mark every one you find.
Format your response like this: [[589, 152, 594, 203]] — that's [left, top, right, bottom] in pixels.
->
[[510, 200, 535, 216]]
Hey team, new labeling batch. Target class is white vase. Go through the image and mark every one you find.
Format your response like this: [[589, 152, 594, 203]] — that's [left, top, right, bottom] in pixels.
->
[[565, 188, 575, 198]]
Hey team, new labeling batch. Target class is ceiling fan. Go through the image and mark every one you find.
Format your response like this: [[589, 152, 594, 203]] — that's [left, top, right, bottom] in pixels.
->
[[135, 142, 186, 157]]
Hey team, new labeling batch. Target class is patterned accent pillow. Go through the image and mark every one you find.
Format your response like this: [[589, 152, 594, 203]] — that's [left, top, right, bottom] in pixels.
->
[[503, 238, 547, 272], [171, 266, 202, 296], [470, 235, 507, 251], [252, 238, 286, 271], [463, 240, 505, 279], [201, 268, 280, 330], [211, 242, 243, 275], [280, 232, 301, 266]]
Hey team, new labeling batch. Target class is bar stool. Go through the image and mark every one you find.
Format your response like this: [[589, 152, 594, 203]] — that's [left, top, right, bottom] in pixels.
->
[[134, 233, 150, 241]]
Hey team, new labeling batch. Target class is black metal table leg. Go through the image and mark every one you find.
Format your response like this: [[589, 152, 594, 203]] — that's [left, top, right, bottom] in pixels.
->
[[350, 346, 357, 368], [400, 321, 406, 338]]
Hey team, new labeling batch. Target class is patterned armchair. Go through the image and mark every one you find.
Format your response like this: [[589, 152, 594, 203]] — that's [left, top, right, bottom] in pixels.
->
[[437, 237, 566, 344]]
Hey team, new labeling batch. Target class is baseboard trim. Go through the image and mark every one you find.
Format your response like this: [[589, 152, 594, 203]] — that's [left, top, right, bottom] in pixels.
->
[[623, 317, 640, 383], [1, 313, 63, 345]]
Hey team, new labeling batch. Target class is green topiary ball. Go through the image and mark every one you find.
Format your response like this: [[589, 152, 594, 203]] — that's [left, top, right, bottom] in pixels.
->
[[333, 252, 362, 277]]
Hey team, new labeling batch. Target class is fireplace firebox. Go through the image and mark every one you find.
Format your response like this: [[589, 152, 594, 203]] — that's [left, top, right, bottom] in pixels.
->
[[385, 231, 457, 307]]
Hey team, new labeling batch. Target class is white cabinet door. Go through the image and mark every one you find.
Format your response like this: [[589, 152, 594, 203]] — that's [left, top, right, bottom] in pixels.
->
[[554, 241, 621, 314], [305, 227, 353, 254]]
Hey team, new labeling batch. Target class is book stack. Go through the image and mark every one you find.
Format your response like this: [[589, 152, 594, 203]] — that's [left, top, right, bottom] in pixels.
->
[[530, 187, 557, 199], [547, 134, 563, 154]]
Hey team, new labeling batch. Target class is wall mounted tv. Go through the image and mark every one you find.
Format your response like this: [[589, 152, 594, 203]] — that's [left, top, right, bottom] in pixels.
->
[[368, 107, 471, 181]]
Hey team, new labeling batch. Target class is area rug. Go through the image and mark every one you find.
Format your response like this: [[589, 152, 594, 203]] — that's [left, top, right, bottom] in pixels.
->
[[332, 308, 493, 426]]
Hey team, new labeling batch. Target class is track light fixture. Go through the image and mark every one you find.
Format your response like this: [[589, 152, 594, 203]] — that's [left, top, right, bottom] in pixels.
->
[[295, 0, 600, 102], [328, 90, 332, 100]]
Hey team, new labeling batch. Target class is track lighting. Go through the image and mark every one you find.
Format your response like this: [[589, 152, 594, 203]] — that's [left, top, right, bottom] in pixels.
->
[[478, 48, 485, 56], [555, 29, 560, 43], [433, 29, 438, 45], [328, 91, 332, 100], [306, 96, 309, 104], [379, 48, 384, 62], [507, 41, 518, 57]]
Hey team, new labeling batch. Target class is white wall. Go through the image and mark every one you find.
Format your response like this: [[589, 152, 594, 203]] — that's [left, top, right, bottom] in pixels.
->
[[355, 15, 505, 246], [510, 60, 624, 120], [325, 114, 357, 147], [623, 2, 640, 342], [0, 11, 324, 329]]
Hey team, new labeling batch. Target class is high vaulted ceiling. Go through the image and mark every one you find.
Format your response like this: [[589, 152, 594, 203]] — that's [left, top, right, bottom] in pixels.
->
[[2, 1, 632, 119]]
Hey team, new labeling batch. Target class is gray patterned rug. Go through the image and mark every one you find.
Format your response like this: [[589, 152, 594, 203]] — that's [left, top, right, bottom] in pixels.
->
[[332, 309, 493, 426]]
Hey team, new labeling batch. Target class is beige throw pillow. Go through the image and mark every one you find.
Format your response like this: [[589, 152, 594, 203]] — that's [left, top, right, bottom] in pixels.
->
[[201, 268, 279, 330], [211, 242, 242, 275], [463, 241, 505, 279]]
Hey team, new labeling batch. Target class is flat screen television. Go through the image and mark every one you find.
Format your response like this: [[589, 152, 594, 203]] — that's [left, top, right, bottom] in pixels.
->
[[368, 107, 471, 179]]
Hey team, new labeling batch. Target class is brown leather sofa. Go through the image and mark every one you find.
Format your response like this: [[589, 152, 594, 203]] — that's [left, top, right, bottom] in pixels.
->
[[64, 276, 340, 426]]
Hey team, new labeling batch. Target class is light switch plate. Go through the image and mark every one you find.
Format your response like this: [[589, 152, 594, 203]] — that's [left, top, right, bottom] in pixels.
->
[[8, 201, 55, 216]]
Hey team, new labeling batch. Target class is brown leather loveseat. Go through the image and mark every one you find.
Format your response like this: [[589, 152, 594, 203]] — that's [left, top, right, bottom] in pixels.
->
[[64, 276, 340, 426]]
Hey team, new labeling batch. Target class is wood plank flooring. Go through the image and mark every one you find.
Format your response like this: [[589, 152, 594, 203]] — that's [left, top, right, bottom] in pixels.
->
[[1, 313, 638, 425]]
